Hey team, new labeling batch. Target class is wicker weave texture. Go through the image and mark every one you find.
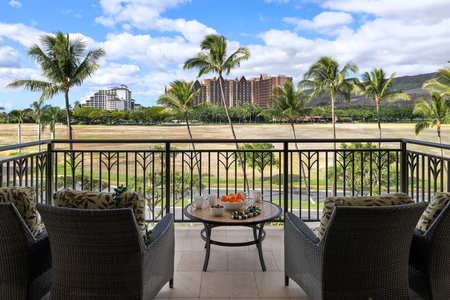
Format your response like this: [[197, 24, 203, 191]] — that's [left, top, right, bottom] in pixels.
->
[[37, 204, 174, 300], [0, 203, 51, 300], [285, 202, 427, 300], [409, 201, 450, 300]]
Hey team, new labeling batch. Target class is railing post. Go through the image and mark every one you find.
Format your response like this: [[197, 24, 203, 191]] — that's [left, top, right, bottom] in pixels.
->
[[447, 161, 450, 193], [283, 142, 289, 220], [400, 141, 408, 194], [165, 142, 171, 214], [46, 142, 54, 205]]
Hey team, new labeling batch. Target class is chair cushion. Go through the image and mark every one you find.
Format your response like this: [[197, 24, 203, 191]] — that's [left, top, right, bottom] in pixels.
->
[[416, 192, 450, 233], [317, 192, 414, 239], [53, 189, 146, 234], [0, 186, 39, 234]]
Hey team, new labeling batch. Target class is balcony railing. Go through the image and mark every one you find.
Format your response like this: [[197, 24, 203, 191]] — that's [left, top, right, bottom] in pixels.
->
[[1, 138, 449, 222]]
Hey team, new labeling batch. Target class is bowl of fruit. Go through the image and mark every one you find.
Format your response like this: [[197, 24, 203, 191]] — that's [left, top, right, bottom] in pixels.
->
[[220, 193, 245, 211], [210, 204, 225, 216]]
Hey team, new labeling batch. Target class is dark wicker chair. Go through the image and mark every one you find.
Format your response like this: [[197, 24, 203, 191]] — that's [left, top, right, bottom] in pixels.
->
[[37, 204, 174, 300], [0, 202, 51, 300], [409, 200, 450, 300], [285, 202, 427, 300]]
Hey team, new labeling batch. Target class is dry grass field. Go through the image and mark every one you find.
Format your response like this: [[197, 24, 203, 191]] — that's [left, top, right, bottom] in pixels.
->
[[0, 122, 448, 154]]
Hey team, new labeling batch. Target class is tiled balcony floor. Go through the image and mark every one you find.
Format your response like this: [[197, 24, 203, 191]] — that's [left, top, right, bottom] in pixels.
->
[[41, 225, 424, 300]]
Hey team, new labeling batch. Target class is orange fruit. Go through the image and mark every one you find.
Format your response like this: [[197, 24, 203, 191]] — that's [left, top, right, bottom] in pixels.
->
[[221, 195, 228, 202], [228, 193, 234, 197], [229, 195, 236, 202], [237, 199, 243, 202], [236, 193, 243, 199]]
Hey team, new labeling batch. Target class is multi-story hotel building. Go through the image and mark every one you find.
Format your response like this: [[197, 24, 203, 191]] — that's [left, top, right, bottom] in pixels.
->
[[165, 74, 292, 109], [81, 84, 136, 111]]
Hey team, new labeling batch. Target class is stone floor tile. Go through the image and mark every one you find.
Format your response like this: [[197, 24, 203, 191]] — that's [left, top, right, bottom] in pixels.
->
[[210, 236, 250, 252], [155, 298, 169, 300], [254, 271, 308, 298], [233, 298, 288, 300], [227, 227, 254, 236], [272, 251, 284, 271], [248, 236, 283, 252], [157, 271, 202, 298], [170, 298, 229, 300], [200, 271, 258, 298], [179, 251, 228, 271], [264, 226, 284, 236], [289, 298, 311, 300], [228, 251, 278, 271], [188, 227, 227, 238], [175, 251, 182, 270], [175, 228, 189, 237], [175, 237, 207, 252]]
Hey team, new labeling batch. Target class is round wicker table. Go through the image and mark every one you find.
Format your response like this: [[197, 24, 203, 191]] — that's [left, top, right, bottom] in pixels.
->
[[184, 200, 282, 272]]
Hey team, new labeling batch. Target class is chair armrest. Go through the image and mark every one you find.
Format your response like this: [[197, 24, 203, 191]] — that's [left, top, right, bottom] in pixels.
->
[[145, 213, 174, 250], [285, 212, 320, 245], [34, 228, 48, 243]]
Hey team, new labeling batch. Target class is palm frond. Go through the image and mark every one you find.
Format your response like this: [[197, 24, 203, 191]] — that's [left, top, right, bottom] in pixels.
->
[[5, 80, 53, 92]]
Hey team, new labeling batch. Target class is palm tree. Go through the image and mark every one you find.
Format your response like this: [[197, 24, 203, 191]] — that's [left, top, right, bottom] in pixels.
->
[[41, 106, 64, 139], [300, 56, 359, 142], [157, 80, 202, 189], [300, 56, 359, 196], [360, 68, 410, 141], [423, 61, 450, 95], [183, 34, 251, 192], [414, 91, 450, 158], [5, 31, 106, 150], [157, 80, 200, 144], [28, 101, 50, 151], [270, 81, 316, 203], [9, 109, 31, 153]]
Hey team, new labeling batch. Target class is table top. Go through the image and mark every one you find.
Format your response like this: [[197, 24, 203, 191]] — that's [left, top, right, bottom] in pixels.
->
[[183, 200, 282, 225]]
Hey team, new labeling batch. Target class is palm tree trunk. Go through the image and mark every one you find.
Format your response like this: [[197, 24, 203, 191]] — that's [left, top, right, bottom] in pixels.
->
[[290, 119, 316, 205], [37, 122, 41, 152], [64, 91, 73, 150], [331, 93, 336, 195], [18, 123, 21, 153], [376, 99, 382, 148], [218, 75, 249, 193], [184, 112, 202, 191], [437, 125, 448, 174]]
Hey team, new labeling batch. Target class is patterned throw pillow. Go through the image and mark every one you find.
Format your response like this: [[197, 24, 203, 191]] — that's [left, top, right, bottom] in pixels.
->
[[0, 187, 42, 235], [416, 192, 450, 233], [316, 192, 414, 239], [53, 189, 146, 234]]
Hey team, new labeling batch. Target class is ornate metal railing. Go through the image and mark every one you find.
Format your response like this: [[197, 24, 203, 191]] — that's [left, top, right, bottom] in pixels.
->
[[1, 138, 449, 222]]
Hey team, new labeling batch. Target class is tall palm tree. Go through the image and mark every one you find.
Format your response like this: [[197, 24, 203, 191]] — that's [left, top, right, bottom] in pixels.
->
[[360, 68, 410, 140], [157, 80, 200, 143], [414, 91, 450, 158], [300, 56, 359, 196], [10, 109, 31, 153], [28, 101, 50, 151], [300, 56, 359, 142], [41, 106, 64, 139], [157, 80, 202, 187], [423, 61, 450, 95], [183, 34, 251, 192], [270, 81, 316, 203], [5, 31, 106, 150]]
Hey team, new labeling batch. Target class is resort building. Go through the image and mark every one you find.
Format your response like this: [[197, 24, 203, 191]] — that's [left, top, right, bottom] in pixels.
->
[[81, 84, 136, 111], [165, 74, 292, 109]]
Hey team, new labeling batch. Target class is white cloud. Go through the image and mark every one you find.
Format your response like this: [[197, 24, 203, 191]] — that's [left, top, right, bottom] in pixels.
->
[[30, 19, 37, 27], [61, 9, 72, 14], [284, 12, 354, 31], [0, 67, 42, 91], [75, 14, 83, 18], [8, 0, 22, 8], [0, 45, 21, 68], [322, 0, 450, 23], [264, 0, 290, 3], [94, 0, 216, 43], [0, 23, 43, 47]]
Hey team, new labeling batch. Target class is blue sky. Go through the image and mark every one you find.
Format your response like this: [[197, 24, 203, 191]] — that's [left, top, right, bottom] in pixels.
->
[[1, 0, 450, 112]]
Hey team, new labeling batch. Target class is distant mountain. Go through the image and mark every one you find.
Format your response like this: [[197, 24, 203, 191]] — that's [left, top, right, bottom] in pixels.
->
[[308, 73, 435, 108]]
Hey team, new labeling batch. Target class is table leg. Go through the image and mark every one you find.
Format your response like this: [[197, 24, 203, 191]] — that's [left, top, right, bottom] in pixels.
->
[[252, 226, 259, 249], [203, 223, 212, 272], [257, 223, 266, 271]]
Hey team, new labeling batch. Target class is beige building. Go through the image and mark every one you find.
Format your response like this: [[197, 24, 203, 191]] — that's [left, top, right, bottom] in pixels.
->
[[81, 84, 136, 111], [165, 74, 292, 109]]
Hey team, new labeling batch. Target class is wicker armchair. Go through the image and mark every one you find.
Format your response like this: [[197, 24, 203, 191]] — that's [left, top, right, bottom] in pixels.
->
[[0, 186, 51, 300], [37, 204, 174, 300], [285, 202, 427, 300], [409, 199, 450, 299]]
